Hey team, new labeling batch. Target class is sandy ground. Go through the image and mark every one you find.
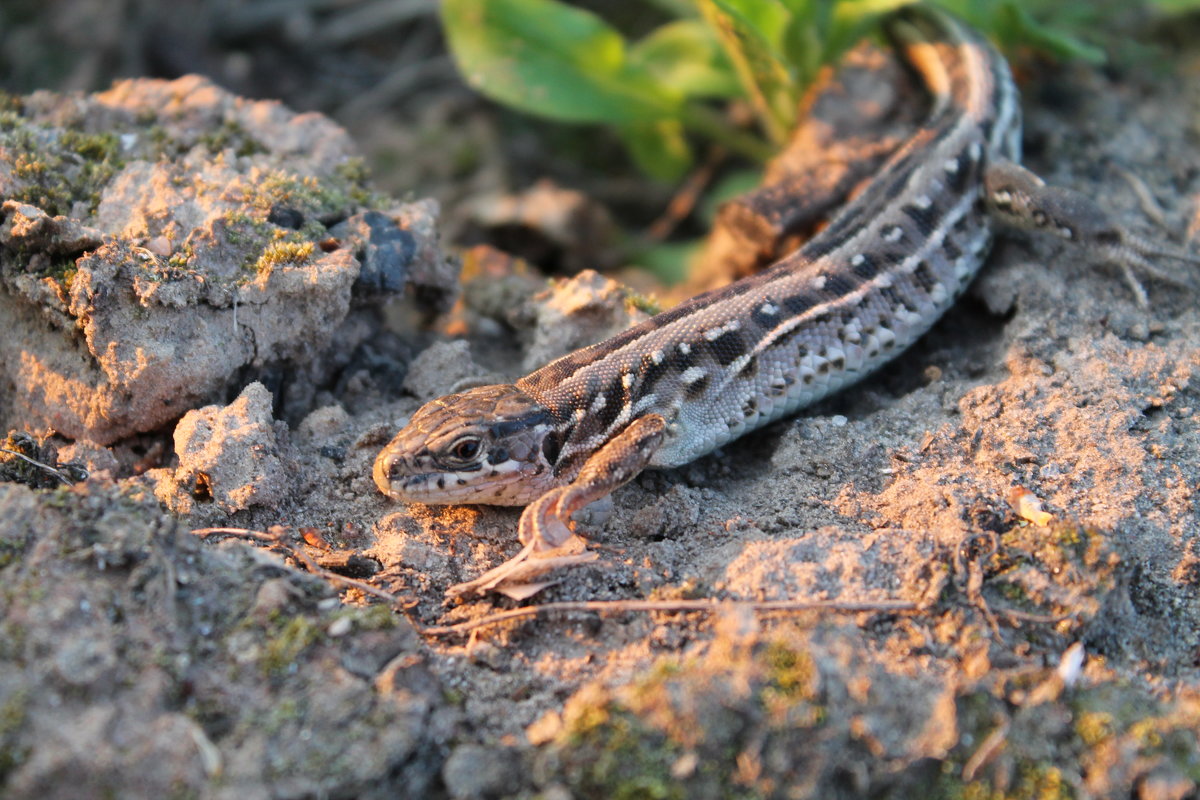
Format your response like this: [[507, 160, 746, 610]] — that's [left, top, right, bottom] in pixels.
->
[[2, 14, 1200, 800]]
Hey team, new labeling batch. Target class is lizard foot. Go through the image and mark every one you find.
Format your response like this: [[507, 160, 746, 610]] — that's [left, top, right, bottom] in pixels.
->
[[444, 413, 667, 601], [444, 535, 598, 601]]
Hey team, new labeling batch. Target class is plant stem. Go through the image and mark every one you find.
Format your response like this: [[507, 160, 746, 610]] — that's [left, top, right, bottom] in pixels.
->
[[678, 104, 776, 163]]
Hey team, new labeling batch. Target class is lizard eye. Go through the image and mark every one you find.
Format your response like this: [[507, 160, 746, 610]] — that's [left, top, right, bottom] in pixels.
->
[[449, 436, 482, 462]]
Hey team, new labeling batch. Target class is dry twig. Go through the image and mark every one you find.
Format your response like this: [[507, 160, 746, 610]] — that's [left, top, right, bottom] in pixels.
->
[[192, 527, 918, 638], [191, 526, 416, 615], [0, 446, 85, 485]]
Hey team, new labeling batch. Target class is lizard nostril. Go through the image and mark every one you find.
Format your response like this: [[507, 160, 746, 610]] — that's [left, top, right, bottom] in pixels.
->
[[373, 450, 405, 496], [387, 456, 405, 481]]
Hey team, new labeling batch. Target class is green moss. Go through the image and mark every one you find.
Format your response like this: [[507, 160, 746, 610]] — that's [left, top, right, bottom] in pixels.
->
[[262, 697, 305, 735], [1012, 764, 1070, 800], [935, 761, 1072, 800], [625, 291, 662, 317], [0, 690, 30, 780], [45, 255, 78, 290], [59, 129, 120, 162], [145, 125, 173, 154], [166, 252, 190, 269], [1074, 710, 1113, 747], [198, 119, 266, 157], [260, 615, 323, 679], [10, 149, 72, 216], [0, 90, 25, 115], [344, 604, 399, 631], [995, 580, 1030, 605], [0, 537, 26, 570], [255, 171, 350, 219], [0, 123, 126, 217], [984, 519, 1119, 635], [334, 158, 368, 184], [222, 211, 255, 245], [254, 240, 314, 273], [334, 157, 379, 207], [762, 640, 815, 701], [565, 706, 686, 800]]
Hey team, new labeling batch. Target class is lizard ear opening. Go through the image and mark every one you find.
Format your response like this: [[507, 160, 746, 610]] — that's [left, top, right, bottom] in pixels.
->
[[541, 429, 563, 468]]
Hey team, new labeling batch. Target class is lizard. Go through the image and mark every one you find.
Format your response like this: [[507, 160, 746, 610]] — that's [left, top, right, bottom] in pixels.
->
[[373, 5, 1198, 598]]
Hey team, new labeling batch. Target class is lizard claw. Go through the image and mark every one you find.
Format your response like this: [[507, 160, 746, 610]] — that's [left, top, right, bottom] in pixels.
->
[[444, 488, 595, 600], [444, 535, 598, 601]]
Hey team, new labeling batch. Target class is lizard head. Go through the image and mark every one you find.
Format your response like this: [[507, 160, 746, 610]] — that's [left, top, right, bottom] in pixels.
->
[[373, 384, 563, 506]]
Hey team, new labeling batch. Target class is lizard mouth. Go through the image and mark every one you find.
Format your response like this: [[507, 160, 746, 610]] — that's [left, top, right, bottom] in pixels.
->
[[373, 449, 553, 506]]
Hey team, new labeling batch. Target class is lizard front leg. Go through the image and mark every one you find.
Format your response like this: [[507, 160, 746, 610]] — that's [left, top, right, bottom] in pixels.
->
[[985, 160, 1200, 306], [446, 413, 667, 599]]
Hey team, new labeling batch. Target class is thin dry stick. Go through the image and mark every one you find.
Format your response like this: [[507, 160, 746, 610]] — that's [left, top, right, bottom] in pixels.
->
[[422, 599, 917, 637], [191, 526, 414, 611], [644, 146, 725, 242], [0, 447, 81, 485], [287, 545, 411, 609], [992, 606, 1072, 625], [962, 719, 1010, 782], [191, 528, 916, 637], [192, 526, 281, 541]]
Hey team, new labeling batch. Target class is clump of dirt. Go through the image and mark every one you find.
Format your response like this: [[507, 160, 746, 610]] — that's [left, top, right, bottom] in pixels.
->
[[156, 381, 293, 515], [0, 480, 447, 798], [537, 614, 1200, 799], [0, 75, 458, 445]]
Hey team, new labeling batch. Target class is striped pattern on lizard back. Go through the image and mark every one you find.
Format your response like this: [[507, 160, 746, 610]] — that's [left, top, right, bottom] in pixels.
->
[[518, 8, 1021, 479], [372, 6, 1024, 516]]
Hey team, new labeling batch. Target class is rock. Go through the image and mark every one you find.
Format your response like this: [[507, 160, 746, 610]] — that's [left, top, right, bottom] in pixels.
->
[[296, 404, 350, 443], [442, 744, 524, 800], [165, 382, 289, 514], [461, 179, 616, 275], [56, 438, 120, 478], [522, 269, 651, 371], [0, 201, 104, 256], [0, 76, 457, 445], [401, 340, 488, 402], [332, 201, 458, 309]]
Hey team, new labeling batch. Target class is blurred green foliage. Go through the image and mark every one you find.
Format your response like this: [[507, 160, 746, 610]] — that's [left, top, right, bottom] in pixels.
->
[[440, 0, 1186, 181]]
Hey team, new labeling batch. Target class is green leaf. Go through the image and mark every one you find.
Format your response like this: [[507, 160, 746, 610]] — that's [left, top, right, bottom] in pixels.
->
[[1149, 0, 1200, 12], [934, 0, 1105, 63], [697, 0, 798, 143], [631, 20, 742, 98], [643, 0, 699, 17], [617, 120, 694, 182], [712, 0, 793, 52], [440, 0, 682, 124], [778, 0, 834, 88], [633, 239, 701, 285], [995, 2, 1106, 63]]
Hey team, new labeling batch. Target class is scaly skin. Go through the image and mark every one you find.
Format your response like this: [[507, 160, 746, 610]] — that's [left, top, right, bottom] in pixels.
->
[[373, 384, 561, 507], [374, 7, 1198, 597]]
